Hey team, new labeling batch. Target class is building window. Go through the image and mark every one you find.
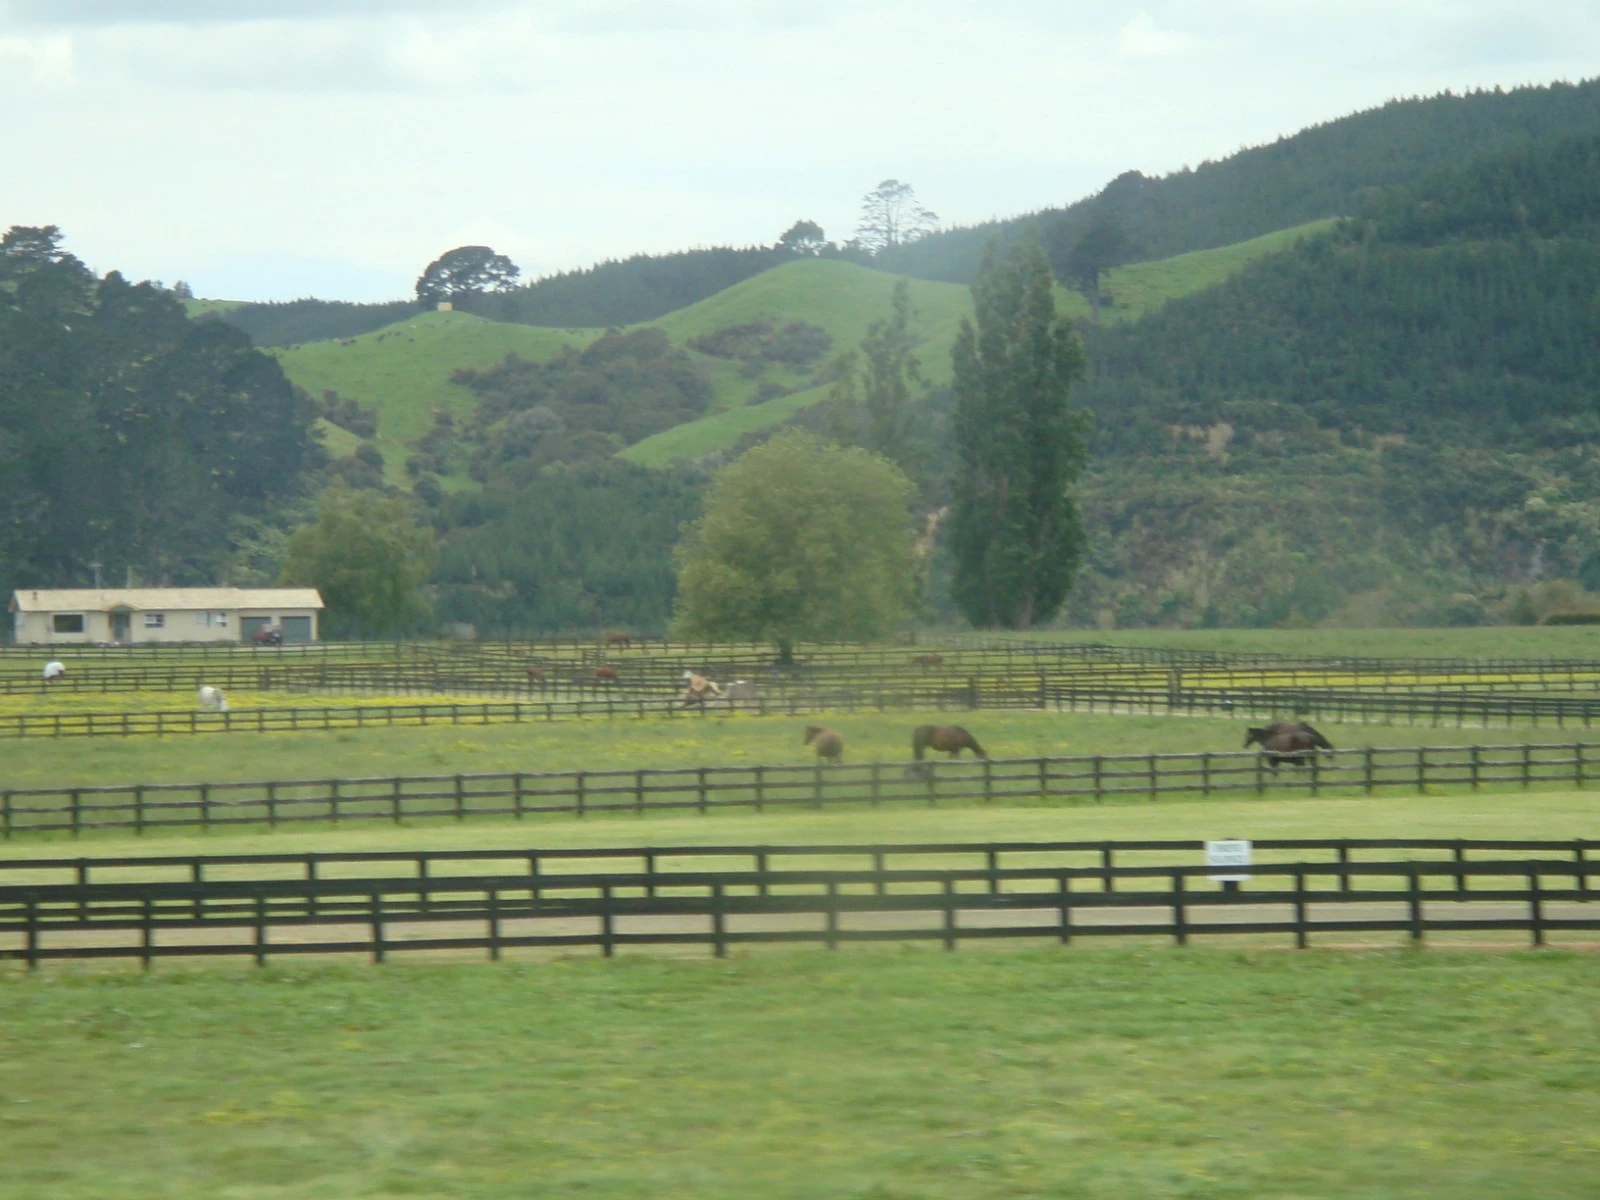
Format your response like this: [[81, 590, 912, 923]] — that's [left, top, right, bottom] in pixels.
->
[[144, 613, 165, 629], [193, 612, 229, 628], [52, 613, 85, 634]]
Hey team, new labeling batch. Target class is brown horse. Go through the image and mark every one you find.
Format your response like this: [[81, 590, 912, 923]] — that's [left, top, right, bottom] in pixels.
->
[[804, 725, 843, 764], [525, 665, 546, 684], [912, 724, 987, 760], [911, 652, 944, 667], [604, 631, 633, 650], [593, 666, 618, 682], [1243, 722, 1334, 770]]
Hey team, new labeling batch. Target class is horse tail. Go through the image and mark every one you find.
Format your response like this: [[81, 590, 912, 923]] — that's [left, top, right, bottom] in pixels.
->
[[1301, 723, 1334, 751]]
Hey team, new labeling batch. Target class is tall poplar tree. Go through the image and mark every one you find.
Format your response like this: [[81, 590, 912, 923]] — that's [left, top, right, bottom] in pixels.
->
[[947, 238, 1090, 629]]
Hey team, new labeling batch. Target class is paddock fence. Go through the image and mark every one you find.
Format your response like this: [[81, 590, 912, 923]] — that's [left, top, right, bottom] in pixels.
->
[[3, 837, 1595, 968], [5, 738, 1599, 840], [12, 674, 1600, 743]]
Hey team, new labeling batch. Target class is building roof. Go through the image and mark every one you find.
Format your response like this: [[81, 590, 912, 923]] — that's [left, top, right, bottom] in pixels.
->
[[9, 588, 324, 613]]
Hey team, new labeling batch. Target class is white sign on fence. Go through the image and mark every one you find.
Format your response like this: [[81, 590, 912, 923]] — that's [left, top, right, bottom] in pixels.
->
[[1205, 839, 1253, 883]]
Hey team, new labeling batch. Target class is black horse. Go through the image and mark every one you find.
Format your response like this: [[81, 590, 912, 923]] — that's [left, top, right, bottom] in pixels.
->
[[1243, 721, 1334, 770]]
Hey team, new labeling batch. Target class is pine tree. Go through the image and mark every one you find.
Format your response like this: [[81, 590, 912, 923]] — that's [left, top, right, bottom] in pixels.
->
[[948, 238, 1090, 629]]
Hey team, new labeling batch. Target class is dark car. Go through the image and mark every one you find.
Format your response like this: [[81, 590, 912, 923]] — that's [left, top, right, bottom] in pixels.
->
[[251, 626, 283, 646]]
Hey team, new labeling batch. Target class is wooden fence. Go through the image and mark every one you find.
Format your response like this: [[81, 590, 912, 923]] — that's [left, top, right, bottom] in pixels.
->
[[6, 739, 1600, 839], [3, 837, 1595, 968], [11, 675, 1600, 744]]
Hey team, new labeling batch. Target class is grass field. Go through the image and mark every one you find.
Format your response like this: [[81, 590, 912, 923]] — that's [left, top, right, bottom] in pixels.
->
[[0, 708, 1560, 793], [3, 948, 1597, 1199]]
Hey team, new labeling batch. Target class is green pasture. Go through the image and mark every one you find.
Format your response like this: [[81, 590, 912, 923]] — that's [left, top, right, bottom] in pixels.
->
[[2, 948, 1597, 1200], [0, 707, 1562, 794], [1103, 219, 1337, 317]]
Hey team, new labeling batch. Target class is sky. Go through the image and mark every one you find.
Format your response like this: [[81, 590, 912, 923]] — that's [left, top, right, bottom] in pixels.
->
[[3, 0, 1598, 302]]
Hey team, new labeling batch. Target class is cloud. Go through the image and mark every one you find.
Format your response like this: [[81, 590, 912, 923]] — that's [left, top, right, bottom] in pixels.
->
[[1118, 11, 1192, 57]]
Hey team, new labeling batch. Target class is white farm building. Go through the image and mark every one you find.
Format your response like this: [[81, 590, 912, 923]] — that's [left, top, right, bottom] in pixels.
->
[[9, 588, 325, 646]]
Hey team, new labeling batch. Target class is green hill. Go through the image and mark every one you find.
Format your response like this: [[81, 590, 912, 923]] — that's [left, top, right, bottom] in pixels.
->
[[880, 78, 1600, 283], [623, 222, 1333, 465], [272, 311, 596, 481]]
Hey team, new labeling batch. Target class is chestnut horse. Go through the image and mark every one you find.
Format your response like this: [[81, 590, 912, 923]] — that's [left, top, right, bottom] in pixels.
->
[[911, 724, 987, 760]]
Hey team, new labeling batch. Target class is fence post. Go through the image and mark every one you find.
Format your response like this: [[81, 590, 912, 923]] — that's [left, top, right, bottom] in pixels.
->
[[370, 891, 386, 964], [24, 893, 38, 970], [266, 783, 278, 829], [1338, 844, 1352, 893], [1057, 875, 1072, 944], [1522, 745, 1533, 789], [1470, 746, 1481, 791], [454, 775, 465, 822], [1101, 845, 1115, 894], [712, 882, 726, 958], [698, 768, 709, 815], [1407, 866, 1424, 944], [1575, 743, 1584, 790], [1528, 870, 1545, 948], [487, 889, 502, 962], [140, 896, 154, 971], [253, 894, 268, 967], [1092, 756, 1104, 804], [1294, 870, 1308, 948], [1201, 752, 1211, 797], [2, 790, 9, 840], [1172, 873, 1187, 946], [1415, 747, 1426, 794], [69, 789, 81, 837], [826, 880, 839, 951], [941, 878, 955, 951]]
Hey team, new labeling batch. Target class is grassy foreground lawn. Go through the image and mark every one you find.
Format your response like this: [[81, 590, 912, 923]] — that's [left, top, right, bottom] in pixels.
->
[[0, 709, 1572, 793], [2, 950, 1597, 1199]]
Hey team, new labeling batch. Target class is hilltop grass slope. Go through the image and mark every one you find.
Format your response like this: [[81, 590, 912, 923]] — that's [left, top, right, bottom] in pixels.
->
[[272, 312, 595, 481], [625, 220, 1333, 465], [269, 220, 1332, 478]]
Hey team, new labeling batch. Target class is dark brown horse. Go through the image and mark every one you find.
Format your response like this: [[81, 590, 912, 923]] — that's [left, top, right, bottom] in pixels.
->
[[910, 652, 944, 667], [604, 631, 633, 650], [912, 724, 987, 760], [804, 725, 843, 764], [1243, 722, 1334, 770]]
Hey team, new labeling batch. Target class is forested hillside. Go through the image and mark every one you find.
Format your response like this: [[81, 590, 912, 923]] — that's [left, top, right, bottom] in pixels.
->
[[0, 226, 320, 598], [1062, 131, 1600, 629], [880, 79, 1600, 283]]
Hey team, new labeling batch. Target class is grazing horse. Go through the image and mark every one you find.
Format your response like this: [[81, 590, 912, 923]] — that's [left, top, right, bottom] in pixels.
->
[[198, 685, 229, 713], [911, 652, 944, 667], [525, 665, 546, 684], [679, 671, 723, 709], [1243, 722, 1333, 770], [804, 725, 843, 764], [912, 724, 988, 760], [604, 631, 633, 650], [592, 666, 618, 683]]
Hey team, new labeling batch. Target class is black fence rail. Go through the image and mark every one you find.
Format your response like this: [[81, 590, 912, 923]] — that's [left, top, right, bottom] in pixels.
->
[[3, 839, 1595, 968], [5, 739, 1599, 839], [14, 675, 1600, 745]]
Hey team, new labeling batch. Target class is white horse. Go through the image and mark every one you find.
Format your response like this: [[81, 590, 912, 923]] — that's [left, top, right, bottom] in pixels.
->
[[198, 685, 229, 713]]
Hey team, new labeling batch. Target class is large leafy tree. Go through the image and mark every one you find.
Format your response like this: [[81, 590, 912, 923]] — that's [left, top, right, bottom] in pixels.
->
[[673, 429, 917, 660], [1048, 215, 1133, 323], [948, 238, 1090, 629], [415, 245, 520, 307], [0, 225, 318, 592], [279, 488, 436, 637]]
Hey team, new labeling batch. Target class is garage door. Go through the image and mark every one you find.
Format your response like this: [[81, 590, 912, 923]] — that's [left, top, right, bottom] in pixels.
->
[[280, 616, 312, 644], [241, 616, 271, 644]]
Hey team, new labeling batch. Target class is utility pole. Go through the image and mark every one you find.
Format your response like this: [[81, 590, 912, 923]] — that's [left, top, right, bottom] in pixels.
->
[[89, 559, 103, 589]]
